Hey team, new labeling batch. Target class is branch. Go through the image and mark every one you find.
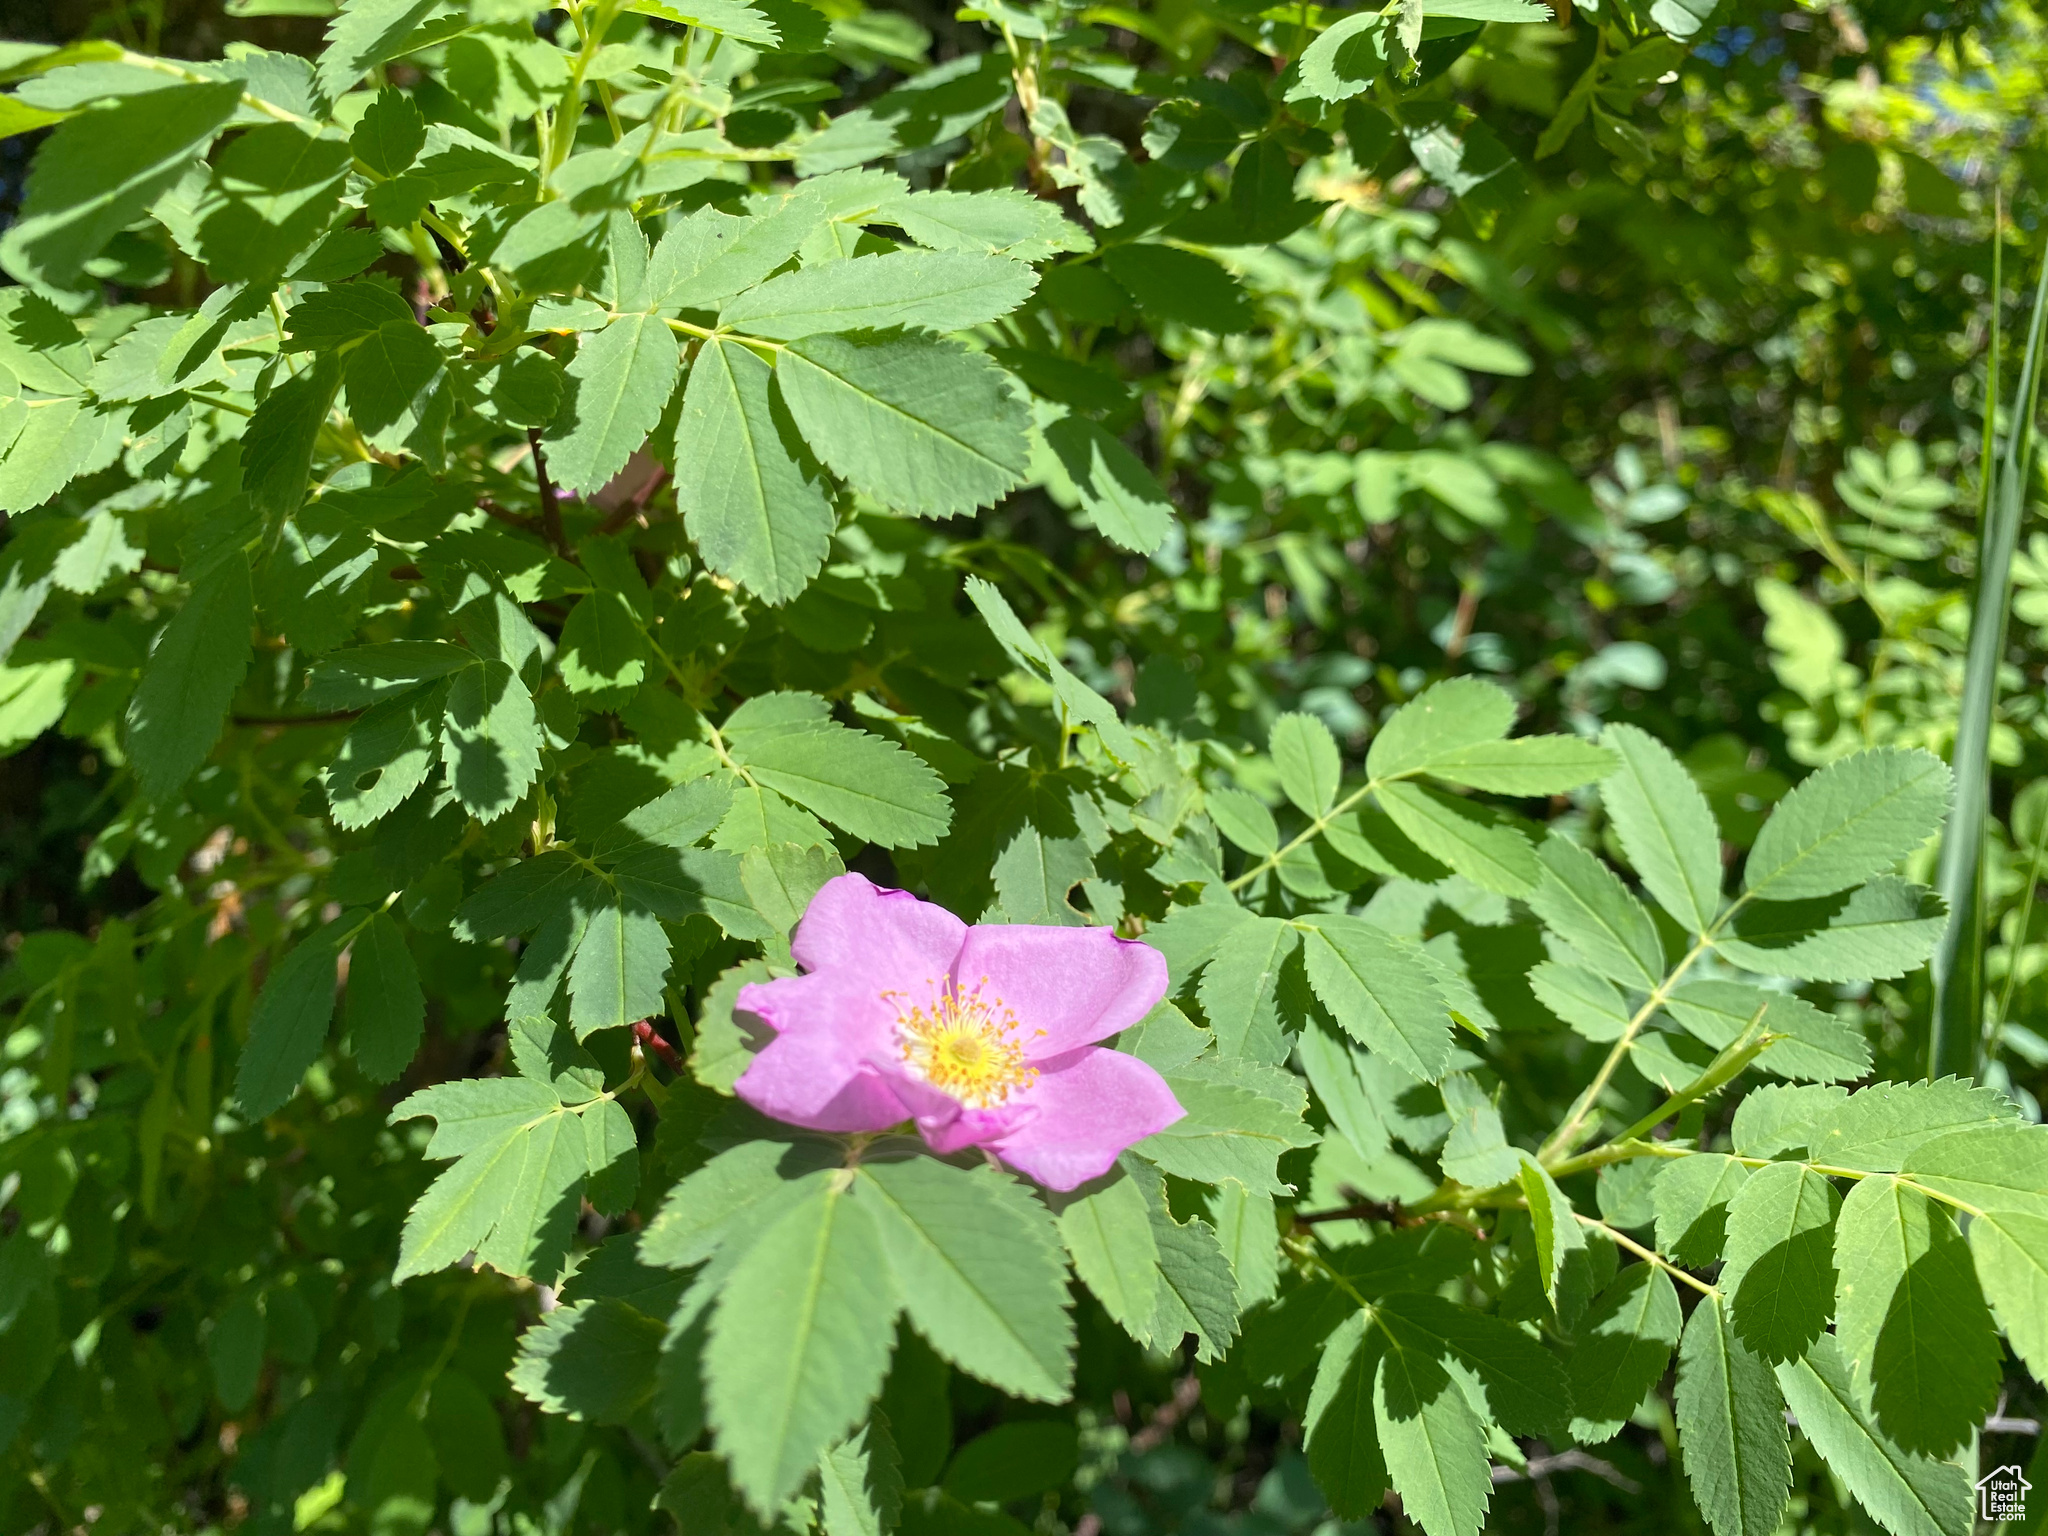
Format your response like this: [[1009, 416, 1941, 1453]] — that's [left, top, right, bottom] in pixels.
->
[[529, 427, 570, 558]]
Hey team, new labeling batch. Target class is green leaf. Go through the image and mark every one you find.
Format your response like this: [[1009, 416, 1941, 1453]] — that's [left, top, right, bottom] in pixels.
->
[[1053, 1167, 1159, 1343], [1296, 1018, 1392, 1160], [1305, 1312, 1390, 1517], [1207, 785, 1280, 857], [127, 552, 252, 802], [1197, 916, 1299, 1061], [1140, 1165, 1240, 1360], [1138, 1057, 1318, 1194], [1377, 781, 1539, 896], [1517, 1157, 1583, 1307], [1832, 1174, 1999, 1456], [243, 353, 343, 522], [1438, 1072, 1517, 1188], [1374, 1330, 1492, 1536], [854, 1157, 1073, 1401], [442, 660, 541, 822], [1808, 1077, 2019, 1173], [1422, 734, 1617, 795], [876, 187, 1091, 262], [1962, 1205, 2048, 1390], [820, 1414, 904, 1536], [1528, 960, 1632, 1041], [1716, 878, 1947, 983], [1664, 981, 1871, 1083], [1568, 1263, 1681, 1443], [776, 333, 1030, 516], [1721, 1161, 1840, 1363], [1207, 1181, 1280, 1307], [1730, 1083, 1848, 1158], [1295, 12, 1390, 102], [705, 1175, 902, 1517], [190, 122, 349, 283], [1367, 677, 1515, 779], [1297, 913, 1453, 1081], [1600, 722, 1724, 934], [350, 84, 426, 177], [567, 898, 671, 1037], [557, 590, 649, 693], [235, 916, 349, 1119], [1674, 1293, 1791, 1536], [345, 911, 424, 1082], [546, 311, 682, 495], [1773, 1336, 1971, 1536], [676, 336, 836, 607], [451, 850, 593, 943], [725, 700, 951, 848], [1653, 1151, 1750, 1266], [1743, 749, 1951, 901], [721, 250, 1035, 339], [391, 1084, 588, 1285], [1, 81, 241, 284], [283, 281, 417, 351], [343, 319, 448, 454], [1042, 414, 1175, 555], [1526, 834, 1664, 989], [1271, 711, 1342, 817], [1099, 243, 1252, 334], [510, 1298, 666, 1424], [741, 841, 845, 934], [1376, 1291, 1571, 1439]]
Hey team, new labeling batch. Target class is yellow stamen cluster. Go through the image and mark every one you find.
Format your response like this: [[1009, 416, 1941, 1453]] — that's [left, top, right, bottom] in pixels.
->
[[890, 977, 1040, 1109]]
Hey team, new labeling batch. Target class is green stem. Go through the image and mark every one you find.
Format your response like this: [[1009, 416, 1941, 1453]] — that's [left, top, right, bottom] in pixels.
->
[[1574, 1212, 1717, 1297]]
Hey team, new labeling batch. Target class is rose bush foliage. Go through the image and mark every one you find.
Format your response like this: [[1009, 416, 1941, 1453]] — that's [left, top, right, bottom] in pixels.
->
[[0, 0, 2045, 1532]]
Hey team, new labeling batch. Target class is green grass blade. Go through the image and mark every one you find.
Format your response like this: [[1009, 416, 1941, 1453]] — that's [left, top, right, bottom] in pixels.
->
[[1927, 245, 2048, 1080]]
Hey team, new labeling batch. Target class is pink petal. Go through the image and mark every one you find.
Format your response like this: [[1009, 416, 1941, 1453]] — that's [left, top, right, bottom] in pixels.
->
[[949, 925, 1169, 1058], [982, 1047, 1185, 1191], [733, 972, 912, 1132], [791, 874, 967, 983]]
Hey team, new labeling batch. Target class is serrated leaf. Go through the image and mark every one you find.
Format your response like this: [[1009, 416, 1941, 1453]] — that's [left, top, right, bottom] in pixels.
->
[[1305, 1312, 1390, 1517], [819, 1414, 903, 1536], [1568, 1263, 1681, 1443], [1139, 1164, 1239, 1360], [1139, 1057, 1317, 1194], [442, 660, 541, 822], [1674, 1293, 1791, 1536], [1377, 1291, 1571, 1438], [127, 552, 252, 802], [721, 250, 1035, 339], [1653, 1152, 1750, 1266], [706, 1174, 902, 1517], [1197, 916, 1299, 1061], [345, 910, 424, 1082], [1527, 834, 1664, 988], [676, 336, 835, 606], [1528, 960, 1632, 1041], [546, 311, 682, 494], [1774, 1336, 1971, 1536], [1296, 1018, 1393, 1161], [1730, 1083, 1848, 1158], [1716, 878, 1946, 982], [1207, 1181, 1280, 1307], [1042, 414, 1175, 556], [1424, 734, 1617, 795], [1518, 1157, 1582, 1307], [1743, 749, 1951, 902], [1808, 1077, 2019, 1173], [1377, 782, 1539, 897], [558, 591, 648, 693], [2, 81, 241, 284], [776, 333, 1029, 517], [1600, 722, 1723, 934], [1832, 1174, 1999, 1456], [854, 1157, 1072, 1401], [1664, 981, 1871, 1083], [510, 1298, 666, 1423], [1374, 1331, 1492, 1536], [567, 897, 670, 1036], [1366, 677, 1515, 780], [1298, 913, 1452, 1081], [726, 709, 950, 848], [350, 84, 426, 177], [1721, 1161, 1839, 1363], [1271, 711, 1342, 817], [1053, 1166, 1158, 1343], [235, 916, 349, 1119]]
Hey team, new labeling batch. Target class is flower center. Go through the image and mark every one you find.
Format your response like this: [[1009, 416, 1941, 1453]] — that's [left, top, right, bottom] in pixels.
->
[[891, 977, 1039, 1109]]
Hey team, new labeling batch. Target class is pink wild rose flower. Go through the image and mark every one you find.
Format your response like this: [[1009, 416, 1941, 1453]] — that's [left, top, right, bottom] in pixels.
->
[[732, 873, 1184, 1191]]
